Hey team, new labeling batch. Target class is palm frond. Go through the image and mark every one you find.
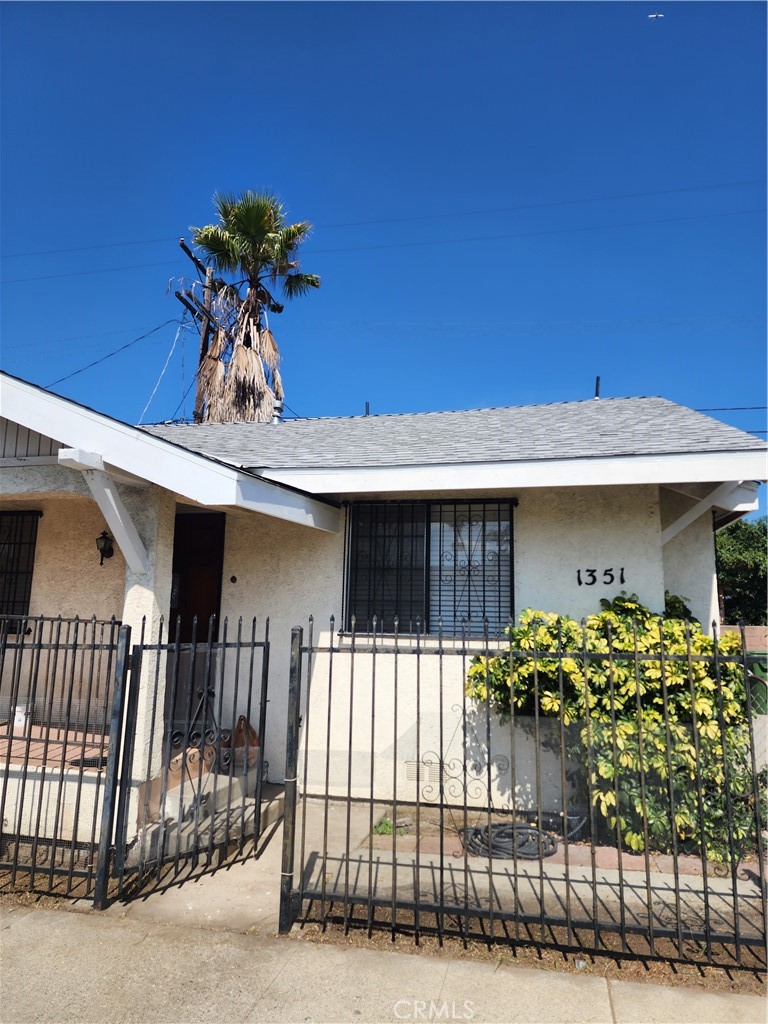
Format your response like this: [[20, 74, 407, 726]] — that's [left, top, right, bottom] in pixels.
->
[[192, 224, 242, 275], [270, 222, 312, 267], [282, 272, 321, 298], [231, 193, 284, 247]]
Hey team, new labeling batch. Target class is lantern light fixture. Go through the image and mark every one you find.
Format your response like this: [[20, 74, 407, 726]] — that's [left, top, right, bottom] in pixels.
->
[[96, 531, 114, 566]]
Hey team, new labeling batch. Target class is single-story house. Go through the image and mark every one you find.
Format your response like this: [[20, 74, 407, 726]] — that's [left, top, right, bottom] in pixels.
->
[[1, 370, 766, 802]]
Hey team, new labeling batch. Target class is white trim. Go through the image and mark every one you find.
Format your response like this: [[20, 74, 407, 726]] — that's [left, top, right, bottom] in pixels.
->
[[81, 470, 150, 574], [660, 482, 740, 547], [259, 449, 768, 495], [1, 375, 340, 533]]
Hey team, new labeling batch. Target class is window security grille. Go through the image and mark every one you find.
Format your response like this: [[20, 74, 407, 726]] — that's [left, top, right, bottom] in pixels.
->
[[0, 511, 41, 626], [345, 501, 513, 635]]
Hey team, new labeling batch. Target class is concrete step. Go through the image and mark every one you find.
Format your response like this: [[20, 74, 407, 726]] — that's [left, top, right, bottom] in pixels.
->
[[125, 783, 284, 868]]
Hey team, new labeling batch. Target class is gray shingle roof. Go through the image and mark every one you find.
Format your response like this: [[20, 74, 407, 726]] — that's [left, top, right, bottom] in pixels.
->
[[142, 397, 767, 471]]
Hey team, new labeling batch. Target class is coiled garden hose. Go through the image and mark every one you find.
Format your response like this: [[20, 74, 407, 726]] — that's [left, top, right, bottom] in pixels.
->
[[459, 822, 558, 860]]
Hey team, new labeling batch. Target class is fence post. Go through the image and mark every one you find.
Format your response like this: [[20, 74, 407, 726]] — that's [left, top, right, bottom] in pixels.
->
[[279, 626, 303, 934], [93, 624, 131, 909], [111, 645, 143, 893]]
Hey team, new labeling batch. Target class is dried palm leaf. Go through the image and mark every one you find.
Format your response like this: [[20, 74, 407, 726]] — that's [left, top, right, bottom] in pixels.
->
[[272, 366, 284, 401], [259, 328, 280, 371]]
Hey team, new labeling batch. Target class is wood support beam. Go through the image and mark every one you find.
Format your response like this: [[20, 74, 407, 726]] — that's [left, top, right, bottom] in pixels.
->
[[660, 481, 745, 546], [57, 450, 150, 573], [81, 470, 150, 574]]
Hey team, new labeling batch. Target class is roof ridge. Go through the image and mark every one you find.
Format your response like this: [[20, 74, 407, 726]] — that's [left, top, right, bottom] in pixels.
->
[[143, 395, 669, 428]]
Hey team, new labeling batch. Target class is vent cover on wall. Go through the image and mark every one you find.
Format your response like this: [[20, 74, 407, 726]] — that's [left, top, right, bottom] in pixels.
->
[[403, 760, 443, 785]]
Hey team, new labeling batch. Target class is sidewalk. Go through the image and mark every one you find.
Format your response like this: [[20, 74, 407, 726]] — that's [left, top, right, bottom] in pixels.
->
[[1, 901, 764, 1024]]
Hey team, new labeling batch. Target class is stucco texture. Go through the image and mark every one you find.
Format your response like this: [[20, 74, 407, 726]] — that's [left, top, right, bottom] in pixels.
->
[[0, 491, 126, 621], [513, 485, 665, 620], [659, 488, 719, 628], [218, 508, 345, 780]]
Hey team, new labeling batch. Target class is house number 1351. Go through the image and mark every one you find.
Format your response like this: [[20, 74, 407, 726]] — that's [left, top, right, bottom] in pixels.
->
[[577, 568, 626, 586]]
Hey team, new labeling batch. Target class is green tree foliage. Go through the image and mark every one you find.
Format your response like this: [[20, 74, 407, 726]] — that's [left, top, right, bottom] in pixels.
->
[[191, 191, 319, 423], [715, 516, 767, 626], [465, 595, 762, 863]]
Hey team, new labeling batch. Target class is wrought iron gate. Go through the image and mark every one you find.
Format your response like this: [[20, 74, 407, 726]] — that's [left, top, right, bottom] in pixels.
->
[[0, 614, 273, 905], [111, 616, 272, 900]]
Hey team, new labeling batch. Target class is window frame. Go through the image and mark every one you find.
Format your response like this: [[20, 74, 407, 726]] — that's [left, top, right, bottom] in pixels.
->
[[0, 510, 42, 631], [343, 499, 516, 637]]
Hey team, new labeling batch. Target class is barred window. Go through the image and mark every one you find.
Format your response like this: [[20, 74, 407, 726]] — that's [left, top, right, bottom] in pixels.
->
[[0, 511, 41, 627], [345, 501, 514, 635]]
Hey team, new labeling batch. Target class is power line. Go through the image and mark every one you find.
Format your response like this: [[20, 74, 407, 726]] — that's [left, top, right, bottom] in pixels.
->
[[2, 178, 763, 260], [46, 319, 181, 388], [695, 406, 767, 411], [3, 236, 178, 260], [2, 323, 177, 352], [310, 208, 765, 257], [318, 179, 767, 230], [2, 208, 764, 287], [3, 259, 178, 285]]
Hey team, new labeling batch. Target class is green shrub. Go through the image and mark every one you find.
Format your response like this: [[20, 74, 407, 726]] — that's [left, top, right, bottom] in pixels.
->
[[465, 595, 761, 864]]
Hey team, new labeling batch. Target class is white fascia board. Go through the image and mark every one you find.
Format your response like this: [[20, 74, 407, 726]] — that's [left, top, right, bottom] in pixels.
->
[[1, 375, 339, 533], [236, 475, 340, 532], [259, 449, 768, 495]]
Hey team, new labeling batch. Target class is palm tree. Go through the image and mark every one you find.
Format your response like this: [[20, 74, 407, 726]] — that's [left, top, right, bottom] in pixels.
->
[[191, 191, 320, 423]]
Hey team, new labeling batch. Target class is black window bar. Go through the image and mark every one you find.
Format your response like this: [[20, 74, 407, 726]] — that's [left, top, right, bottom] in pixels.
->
[[345, 500, 515, 636], [0, 510, 42, 632]]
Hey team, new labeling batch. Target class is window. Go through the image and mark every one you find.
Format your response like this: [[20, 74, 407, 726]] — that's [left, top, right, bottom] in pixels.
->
[[0, 511, 41, 627], [345, 501, 514, 635]]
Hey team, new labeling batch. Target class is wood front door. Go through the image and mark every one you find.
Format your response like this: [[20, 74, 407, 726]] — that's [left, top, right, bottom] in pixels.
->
[[169, 511, 226, 643]]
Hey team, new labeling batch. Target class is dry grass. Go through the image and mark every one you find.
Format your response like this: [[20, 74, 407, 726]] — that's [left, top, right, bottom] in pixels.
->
[[295, 903, 767, 997]]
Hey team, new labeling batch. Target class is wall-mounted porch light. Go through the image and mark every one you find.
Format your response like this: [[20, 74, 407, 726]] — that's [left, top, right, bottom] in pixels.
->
[[96, 531, 114, 566]]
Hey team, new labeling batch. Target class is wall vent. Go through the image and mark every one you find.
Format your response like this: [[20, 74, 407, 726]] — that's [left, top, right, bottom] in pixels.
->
[[403, 760, 443, 785]]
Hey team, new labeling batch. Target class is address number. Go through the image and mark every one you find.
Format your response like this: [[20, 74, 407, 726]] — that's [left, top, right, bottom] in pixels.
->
[[577, 568, 626, 587]]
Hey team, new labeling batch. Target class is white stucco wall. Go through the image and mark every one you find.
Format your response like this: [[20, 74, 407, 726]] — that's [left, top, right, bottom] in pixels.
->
[[659, 488, 719, 629], [0, 472, 176, 846], [213, 484, 670, 785], [0, 471, 721, 819], [514, 484, 666, 619], [0, 487, 126, 622], [217, 508, 345, 780]]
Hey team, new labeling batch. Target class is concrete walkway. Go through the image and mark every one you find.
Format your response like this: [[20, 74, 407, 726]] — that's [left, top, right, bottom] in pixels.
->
[[1, 901, 764, 1024]]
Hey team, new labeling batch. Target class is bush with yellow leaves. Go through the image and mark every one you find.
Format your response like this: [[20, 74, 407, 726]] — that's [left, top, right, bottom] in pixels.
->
[[465, 594, 763, 864]]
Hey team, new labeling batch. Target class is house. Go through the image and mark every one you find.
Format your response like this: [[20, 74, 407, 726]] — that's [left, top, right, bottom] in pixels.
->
[[1, 370, 766, 799]]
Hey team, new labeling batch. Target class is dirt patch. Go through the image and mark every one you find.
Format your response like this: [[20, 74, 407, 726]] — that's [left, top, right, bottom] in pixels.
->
[[294, 905, 766, 997]]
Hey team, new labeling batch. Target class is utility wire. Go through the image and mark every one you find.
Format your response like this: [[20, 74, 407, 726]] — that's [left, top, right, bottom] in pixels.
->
[[46, 319, 180, 388], [319, 179, 767, 229], [310, 208, 765, 257], [695, 406, 767, 411], [3, 208, 764, 286], [138, 321, 188, 424], [3, 178, 763, 259]]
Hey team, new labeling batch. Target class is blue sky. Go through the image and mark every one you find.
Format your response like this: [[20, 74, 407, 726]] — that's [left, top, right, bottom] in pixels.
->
[[1, 2, 765, 476]]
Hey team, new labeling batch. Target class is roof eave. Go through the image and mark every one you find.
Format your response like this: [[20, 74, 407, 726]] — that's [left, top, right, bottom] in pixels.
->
[[255, 449, 768, 496], [0, 373, 340, 533]]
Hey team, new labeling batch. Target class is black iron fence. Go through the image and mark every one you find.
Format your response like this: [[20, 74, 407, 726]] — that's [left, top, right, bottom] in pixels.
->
[[279, 615, 767, 968], [0, 615, 129, 898], [0, 614, 274, 904]]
